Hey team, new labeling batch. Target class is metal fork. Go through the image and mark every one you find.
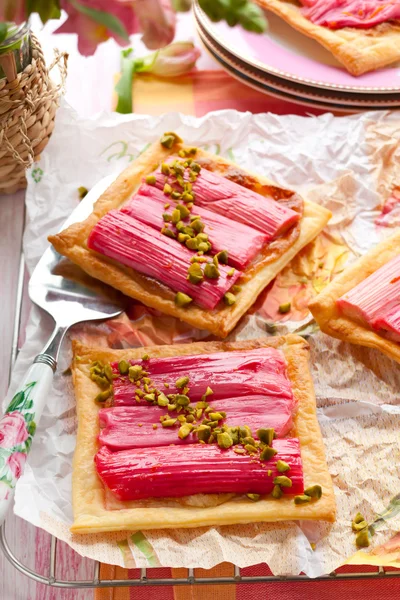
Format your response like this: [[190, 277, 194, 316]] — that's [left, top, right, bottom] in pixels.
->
[[0, 176, 122, 523]]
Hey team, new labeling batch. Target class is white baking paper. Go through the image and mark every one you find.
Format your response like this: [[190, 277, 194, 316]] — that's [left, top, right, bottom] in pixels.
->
[[5, 100, 400, 576]]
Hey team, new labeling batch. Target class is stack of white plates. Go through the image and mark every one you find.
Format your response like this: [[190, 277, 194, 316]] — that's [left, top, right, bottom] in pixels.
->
[[193, 1, 400, 111]]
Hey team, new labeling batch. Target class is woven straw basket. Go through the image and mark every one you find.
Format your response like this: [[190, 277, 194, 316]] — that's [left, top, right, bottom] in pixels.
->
[[0, 33, 67, 195]]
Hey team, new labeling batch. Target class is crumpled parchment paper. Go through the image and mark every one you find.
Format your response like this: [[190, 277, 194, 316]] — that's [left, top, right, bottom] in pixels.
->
[[5, 100, 400, 576]]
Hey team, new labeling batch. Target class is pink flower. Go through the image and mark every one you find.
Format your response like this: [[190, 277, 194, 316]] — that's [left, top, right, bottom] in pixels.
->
[[56, 0, 176, 55], [7, 452, 26, 480], [0, 412, 29, 449], [0, 0, 27, 23], [147, 41, 200, 77]]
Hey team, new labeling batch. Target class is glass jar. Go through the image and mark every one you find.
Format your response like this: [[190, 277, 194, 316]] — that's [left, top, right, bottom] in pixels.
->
[[0, 22, 31, 81]]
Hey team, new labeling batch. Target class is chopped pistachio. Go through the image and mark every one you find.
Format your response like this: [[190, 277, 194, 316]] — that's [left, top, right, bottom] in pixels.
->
[[90, 373, 110, 389], [245, 444, 258, 454], [161, 163, 170, 175], [178, 423, 194, 439], [177, 415, 186, 423], [204, 263, 220, 279], [196, 424, 211, 442], [176, 376, 189, 389], [136, 389, 145, 398], [356, 528, 370, 548], [304, 485, 322, 499], [192, 219, 204, 233], [231, 285, 242, 294], [171, 209, 181, 224], [163, 183, 172, 195], [104, 364, 116, 383], [164, 203, 170, 209], [242, 436, 256, 446], [128, 364, 143, 382], [152, 424, 158, 429], [170, 190, 181, 200], [352, 513, 368, 532], [160, 132, 182, 148], [272, 485, 283, 499], [186, 414, 195, 423], [186, 237, 199, 251], [273, 476, 292, 488], [198, 241, 211, 253], [227, 268, 235, 277], [167, 403, 176, 411], [178, 233, 190, 244], [176, 394, 190, 406], [142, 377, 151, 385], [267, 469, 272, 477], [175, 292, 193, 308], [176, 204, 190, 219], [162, 212, 172, 222], [217, 432, 233, 449], [294, 495, 311, 505], [191, 162, 201, 173], [278, 302, 291, 314], [161, 227, 176, 239], [257, 428, 275, 446], [260, 446, 278, 461], [196, 233, 208, 242], [247, 493, 261, 502], [224, 292, 236, 306], [187, 262, 203, 284], [234, 447, 246, 455], [162, 418, 178, 427], [276, 460, 290, 473], [189, 170, 198, 182], [181, 192, 194, 203], [208, 412, 224, 421], [144, 393, 156, 402], [183, 226, 195, 237], [190, 214, 200, 221], [118, 359, 130, 375], [95, 389, 111, 403], [164, 382, 169, 388], [142, 353, 149, 361], [216, 250, 229, 264], [146, 175, 156, 185], [157, 392, 169, 407], [238, 425, 252, 439], [204, 386, 213, 397]]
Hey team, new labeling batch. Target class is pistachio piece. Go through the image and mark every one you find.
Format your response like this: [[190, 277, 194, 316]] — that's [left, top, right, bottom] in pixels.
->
[[178, 423, 194, 439], [204, 263, 220, 279], [245, 444, 258, 454], [90, 373, 110, 389], [242, 436, 256, 446], [355, 528, 370, 548], [234, 447, 246, 455], [267, 469, 272, 477], [204, 386, 213, 397], [352, 520, 368, 532], [186, 237, 199, 251], [246, 493, 261, 502], [161, 163, 170, 175], [181, 192, 194, 203], [176, 376, 189, 389], [118, 359, 130, 375], [128, 364, 143, 382], [272, 485, 283, 499], [171, 209, 181, 224], [176, 204, 190, 219], [227, 268, 235, 277], [157, 392, 169, 407], [161, 418, 178, 427], [175, 394, 190, 406], [95, 389, 111, 403], [142, 354, 149, 361], [152, 424, 158, 430], [231, 285, 242, 294], [192, 219, 204, 233], [217, 432, 233, 449], [163, 183, 172, 195], [171, 191, 181, 200], [208, 412, 224, 421], [196, 424, 211, 442], [186, 414, 195, 423], [238, 425, 252, 440], [198, 241, 211, 253], [104, 364, 115, 383], [162, 212, 172, 223], [161, 227, 176, 239], [144, 393, 156, 402], [304, 485, 322, 499], [178, 233, 191, 244], [224, 292, 236, 306], [294, 495, 311, 505], [160, 132, 183, 148], [276, 460, 290, 473], [187, 263, 203, 284], [278, 302, 291, 314], [175, 292, 193, 308], [216, 250, 229, 264], [146, 175, 156, 185], [273, 476, 292, 488], [257, 428, 275, 446], [260, 446, 278, 461], [167, 403, 176, 411], [191, 161, 201, 173], [164, 202, 170, 209], [196, 232, 208, 242]]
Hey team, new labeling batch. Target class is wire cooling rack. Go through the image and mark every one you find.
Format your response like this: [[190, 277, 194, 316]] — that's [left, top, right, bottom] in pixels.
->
[[2, 254, 400, 588]]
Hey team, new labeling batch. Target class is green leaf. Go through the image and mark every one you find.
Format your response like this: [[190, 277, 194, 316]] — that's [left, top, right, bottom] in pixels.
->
[[115, 49, 136, 114], [70, 0, 129, 42], [28, 421, 36, 437], [370, 493, 400, 534], [6, 391, 25, 413], [0, 23, 8, 45]]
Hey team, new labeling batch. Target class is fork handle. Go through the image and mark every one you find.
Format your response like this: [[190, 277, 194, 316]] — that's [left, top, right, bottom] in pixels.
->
[[0, 325, 67, 524]]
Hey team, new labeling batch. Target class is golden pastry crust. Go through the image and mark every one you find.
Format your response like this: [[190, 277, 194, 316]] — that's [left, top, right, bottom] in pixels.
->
[[258, 0, 400, 76], [309, 231, 400, 363], [70, 335, 336, 533], [49, 141, 331, 338]]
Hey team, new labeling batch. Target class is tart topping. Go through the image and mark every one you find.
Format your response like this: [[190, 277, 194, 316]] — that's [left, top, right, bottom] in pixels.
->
[[300, 0, 400, 30]]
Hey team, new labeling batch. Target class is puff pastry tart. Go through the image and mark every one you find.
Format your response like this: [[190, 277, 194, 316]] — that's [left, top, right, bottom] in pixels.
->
[[49, 133, 331, 338], [257, 1, 400, 76], [309, 231, 400, 363], [71, 335, 335, 533]]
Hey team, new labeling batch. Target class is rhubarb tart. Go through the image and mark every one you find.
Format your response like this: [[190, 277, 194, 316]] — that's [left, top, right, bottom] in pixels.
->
[[257, 1, 400, 76], [70, 335, 335, 533], [309, 231, 400, 363], [49, 133, 331, 338]]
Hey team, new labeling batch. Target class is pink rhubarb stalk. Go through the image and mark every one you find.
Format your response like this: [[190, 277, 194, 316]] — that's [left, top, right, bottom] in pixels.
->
[[111, 348, 294, 407], [123, 185, 268, 269], [337, 254, 400, 342], [98, 396, 293, 450], [87, 209, 240, 310], [150, 165, 299, 239], [95, 439, 304, 501]]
